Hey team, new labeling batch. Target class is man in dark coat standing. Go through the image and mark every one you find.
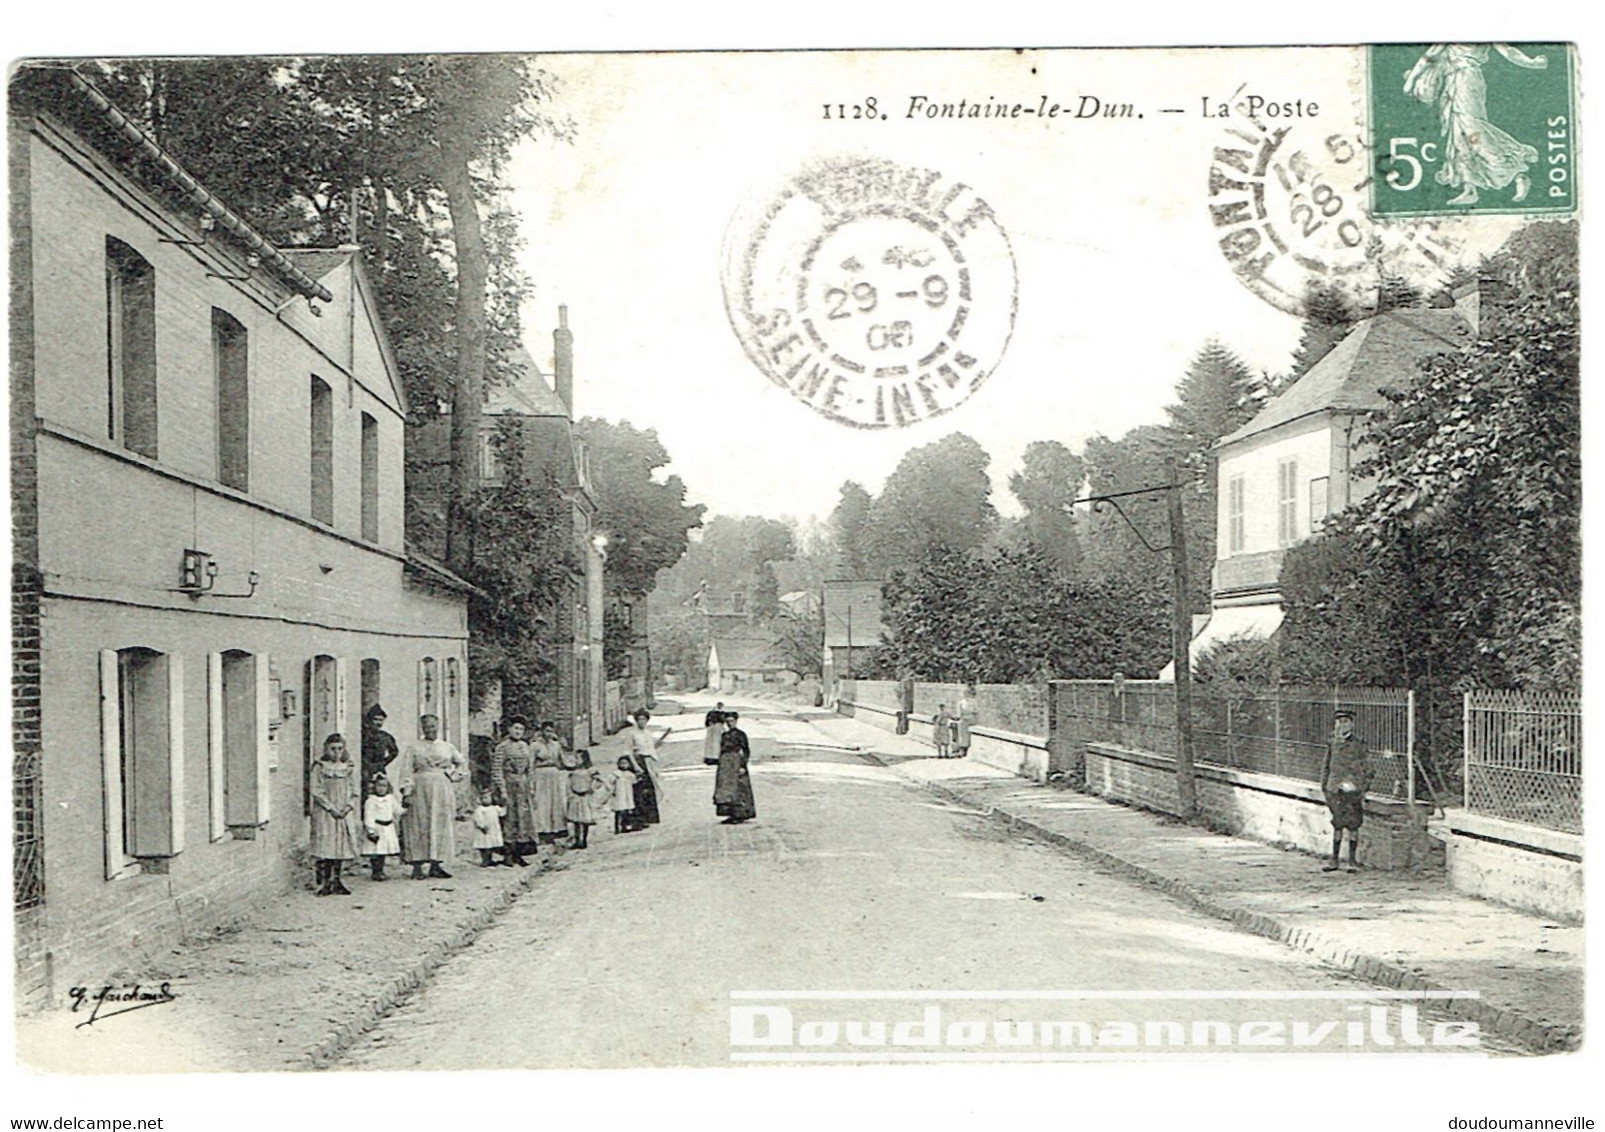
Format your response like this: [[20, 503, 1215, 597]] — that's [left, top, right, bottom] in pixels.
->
[[1321, 710, 1371, 873]]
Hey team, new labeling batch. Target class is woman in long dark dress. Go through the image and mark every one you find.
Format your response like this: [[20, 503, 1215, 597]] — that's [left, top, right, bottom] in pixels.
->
[[361, 704, 399, 801], [489, 716, 536, 866], [713, 711, 756, 824], [624, 709, 667, 830]]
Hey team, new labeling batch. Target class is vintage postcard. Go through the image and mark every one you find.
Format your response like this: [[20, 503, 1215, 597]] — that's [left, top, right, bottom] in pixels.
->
[[5, 36, 1588, 1124]]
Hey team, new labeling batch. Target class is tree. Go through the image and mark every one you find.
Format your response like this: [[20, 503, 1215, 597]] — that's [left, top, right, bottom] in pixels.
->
[[1269, 220, 1579, 784], [465, 424, 577, 717], [768, 613, 824, 677], [1285, 282, 1359, 388], [1008, 440, 1084, 575], [1344, 220, 1580, 690], [576, 418, 704, 600], [827, 481, 875, 580], [864, 433, 997, 578]]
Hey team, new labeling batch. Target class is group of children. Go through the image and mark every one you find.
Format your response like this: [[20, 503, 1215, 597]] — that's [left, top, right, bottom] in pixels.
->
[[308, 728, 641, 895], [469, 752, 639, 862]]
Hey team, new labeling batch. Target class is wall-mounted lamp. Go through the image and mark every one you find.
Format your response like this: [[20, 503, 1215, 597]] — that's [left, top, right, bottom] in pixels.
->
[[171, 550, 259, 599]]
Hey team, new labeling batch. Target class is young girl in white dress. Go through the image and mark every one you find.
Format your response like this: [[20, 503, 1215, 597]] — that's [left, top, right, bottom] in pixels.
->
[[470, 788, 508, 867], [362, 775, 404, 881], [609, 757, 638, 835]]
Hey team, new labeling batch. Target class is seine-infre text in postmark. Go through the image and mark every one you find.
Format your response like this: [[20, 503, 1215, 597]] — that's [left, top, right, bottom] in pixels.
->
[[722, 156, 1017, 429]]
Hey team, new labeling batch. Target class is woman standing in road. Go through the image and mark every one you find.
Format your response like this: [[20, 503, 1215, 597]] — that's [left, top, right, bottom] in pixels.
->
[[713, 711, 756, 824], [624, 709, 669, 830], [490, 716, 537, 866], [397, 713, 466, 879], [532, 721, 570, 843]]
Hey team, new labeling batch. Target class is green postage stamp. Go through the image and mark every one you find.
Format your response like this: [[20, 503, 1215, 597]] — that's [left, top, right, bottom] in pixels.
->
[[1369, 43, 1577, 217]]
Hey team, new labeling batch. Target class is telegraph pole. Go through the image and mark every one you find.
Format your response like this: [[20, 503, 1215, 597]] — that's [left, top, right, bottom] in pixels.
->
[[1165, 459, 1198, 819], [1069, 466, 1200, 820]]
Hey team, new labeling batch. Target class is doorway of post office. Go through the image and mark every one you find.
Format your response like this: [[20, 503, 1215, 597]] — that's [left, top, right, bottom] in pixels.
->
[[303, 654, 346, 814]]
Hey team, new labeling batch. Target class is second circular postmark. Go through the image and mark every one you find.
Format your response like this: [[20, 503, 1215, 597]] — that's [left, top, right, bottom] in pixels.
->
[[722, 156, 1017, 429]]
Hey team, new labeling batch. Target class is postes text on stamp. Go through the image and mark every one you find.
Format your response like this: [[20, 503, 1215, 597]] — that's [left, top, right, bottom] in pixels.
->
[[722, 156, 1017, 429]]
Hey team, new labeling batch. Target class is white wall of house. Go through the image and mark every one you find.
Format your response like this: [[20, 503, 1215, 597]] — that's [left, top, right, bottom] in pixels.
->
[[1216, 419, 1336, 563]]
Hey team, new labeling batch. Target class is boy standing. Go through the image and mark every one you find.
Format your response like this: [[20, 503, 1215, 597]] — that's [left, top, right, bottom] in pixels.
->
[[1320, 710, 1371, 873]]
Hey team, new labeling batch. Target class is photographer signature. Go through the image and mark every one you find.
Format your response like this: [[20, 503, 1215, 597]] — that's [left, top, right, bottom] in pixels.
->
[[68, 983, 178, 1028]]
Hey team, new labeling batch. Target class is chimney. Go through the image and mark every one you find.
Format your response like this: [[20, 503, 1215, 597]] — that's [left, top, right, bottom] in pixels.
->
[[553, 304, 573, 416]]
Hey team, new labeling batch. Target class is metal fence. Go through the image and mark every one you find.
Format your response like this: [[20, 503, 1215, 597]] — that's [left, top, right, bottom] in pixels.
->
[[1054, 680, 1415, 800], [1464, 690, 1581, 834]]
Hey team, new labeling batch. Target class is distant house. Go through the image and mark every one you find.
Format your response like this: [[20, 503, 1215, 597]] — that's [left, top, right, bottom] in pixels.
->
[[821, 579, 885, 685], [10, 70, 470, 1004], [778, 590, 820, 619], [411, 309, 605, 750], [1166, 294, 1479, 675], [708, 637, 793, 691]]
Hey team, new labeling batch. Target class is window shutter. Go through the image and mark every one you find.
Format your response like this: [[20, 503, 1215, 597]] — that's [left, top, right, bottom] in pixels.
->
[[168, 654, 186, 855], [100, 649, 125, 879], [208, 652, 226, 842], [255, 653, 273, 825]]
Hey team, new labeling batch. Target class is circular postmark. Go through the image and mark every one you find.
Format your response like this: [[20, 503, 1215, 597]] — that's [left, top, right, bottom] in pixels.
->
[[1207, 86, 1465, 319], [721, 156, 1017, 429]]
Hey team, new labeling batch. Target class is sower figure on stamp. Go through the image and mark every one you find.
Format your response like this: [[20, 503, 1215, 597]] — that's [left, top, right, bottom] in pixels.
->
[[1321, 710, 1371, 874]]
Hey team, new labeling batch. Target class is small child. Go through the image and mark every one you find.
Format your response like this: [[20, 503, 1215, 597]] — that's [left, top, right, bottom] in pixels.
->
[[362, 774, 404, 881], [609, 756, 638, 835], [565, 751, 605, 849], [470, 788, 508, 867]]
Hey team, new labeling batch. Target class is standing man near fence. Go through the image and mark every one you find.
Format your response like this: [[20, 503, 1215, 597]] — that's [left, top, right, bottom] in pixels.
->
[[1320, 710, 1371, 874]]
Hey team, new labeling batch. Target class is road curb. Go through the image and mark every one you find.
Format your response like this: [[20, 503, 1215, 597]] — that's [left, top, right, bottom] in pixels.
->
[[899, 771, 1580, 1054], [297, 855, 557, 1070]]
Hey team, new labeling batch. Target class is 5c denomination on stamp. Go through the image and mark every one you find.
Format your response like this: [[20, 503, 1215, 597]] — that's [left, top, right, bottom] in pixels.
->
[[722, 156, 1017, 429]]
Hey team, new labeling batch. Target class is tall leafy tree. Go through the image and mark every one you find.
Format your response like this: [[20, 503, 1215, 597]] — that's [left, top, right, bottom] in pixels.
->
[[864, 433, 997, 578], [827, 481, 875, 580], [576, 418, 704, 601], [1008, 440, 1084, 575]]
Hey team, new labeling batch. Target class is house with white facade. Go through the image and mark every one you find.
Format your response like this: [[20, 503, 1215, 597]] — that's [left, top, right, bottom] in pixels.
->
[[1172, 294, 1478, 671]]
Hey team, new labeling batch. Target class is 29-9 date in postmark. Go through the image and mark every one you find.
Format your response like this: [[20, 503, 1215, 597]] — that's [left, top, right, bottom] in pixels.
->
[[721, 156, 1017, 429]]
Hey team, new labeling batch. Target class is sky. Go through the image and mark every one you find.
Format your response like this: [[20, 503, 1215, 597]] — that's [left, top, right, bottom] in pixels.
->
[[501, 46, 1507, 524]]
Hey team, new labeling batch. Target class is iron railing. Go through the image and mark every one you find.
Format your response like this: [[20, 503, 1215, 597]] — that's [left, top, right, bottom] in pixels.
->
[[1463, 690, 1581, 834], [1054, 680, 1415, 800]]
